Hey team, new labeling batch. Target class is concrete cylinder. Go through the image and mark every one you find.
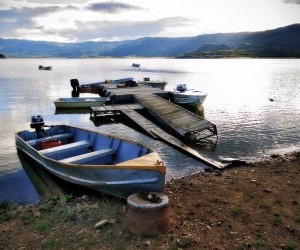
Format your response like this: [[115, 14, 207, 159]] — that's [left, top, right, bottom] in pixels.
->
[[126, 193, 170, 236]]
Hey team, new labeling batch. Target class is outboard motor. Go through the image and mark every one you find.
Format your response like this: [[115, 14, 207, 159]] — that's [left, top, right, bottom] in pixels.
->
[[70, 79, 80, 97], [176, 83, 187, 92], [30, 115, 46, 138]]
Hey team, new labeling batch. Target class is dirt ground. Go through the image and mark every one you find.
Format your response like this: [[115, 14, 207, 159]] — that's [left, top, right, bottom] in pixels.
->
[[0, 151, 299, 249]]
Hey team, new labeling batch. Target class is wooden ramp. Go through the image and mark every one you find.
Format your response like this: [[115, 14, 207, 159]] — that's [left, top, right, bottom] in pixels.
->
[[121, 109, 225, 169], [134, 94, 217, 141]]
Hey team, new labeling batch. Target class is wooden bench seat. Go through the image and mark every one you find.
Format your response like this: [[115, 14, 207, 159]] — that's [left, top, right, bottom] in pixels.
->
[[40, 140, 92, 158], [60, 148, 116, 164], [27, 133, 73, 146]]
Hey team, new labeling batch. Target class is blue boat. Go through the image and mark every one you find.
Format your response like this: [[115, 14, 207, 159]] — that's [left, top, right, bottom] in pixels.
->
[[15, 116, 166, 198]]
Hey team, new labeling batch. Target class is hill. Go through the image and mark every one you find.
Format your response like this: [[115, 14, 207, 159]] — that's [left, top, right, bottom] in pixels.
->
[[0, 24, 299, 58], [180, 24, 300, 58]]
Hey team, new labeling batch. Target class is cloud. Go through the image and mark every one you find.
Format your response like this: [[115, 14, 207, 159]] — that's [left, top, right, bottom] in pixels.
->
[[54, 16, 194, 42], [86, 1, 143, 13], [0, 5, 77, 38], [282, 0, 300, 4]]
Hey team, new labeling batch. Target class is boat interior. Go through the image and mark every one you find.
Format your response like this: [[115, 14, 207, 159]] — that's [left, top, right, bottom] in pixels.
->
[[19, 125, 152, 165]]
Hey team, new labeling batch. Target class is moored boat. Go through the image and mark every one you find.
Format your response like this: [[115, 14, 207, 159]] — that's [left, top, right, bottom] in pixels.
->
[[132, 63, 140, 68], [138, 77, 168, 90], [171, 84, 207, 108], [70, 78, 136, 95], [38, 65, 52, 70], [54, 97, 110, 109], [15, 116, 166, 198]]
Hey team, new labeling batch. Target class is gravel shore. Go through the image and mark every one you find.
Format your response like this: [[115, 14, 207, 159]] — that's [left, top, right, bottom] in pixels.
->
[[1, 152, 299, 249]]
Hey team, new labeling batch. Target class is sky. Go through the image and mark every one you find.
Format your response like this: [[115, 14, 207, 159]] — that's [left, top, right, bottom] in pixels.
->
[[1, 0, 300, 43]]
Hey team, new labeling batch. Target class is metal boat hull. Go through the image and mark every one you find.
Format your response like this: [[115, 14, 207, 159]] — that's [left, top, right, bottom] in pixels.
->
[[54, 97, 109, 108], [15, 125, 165, 198], [171, 91, 207, 108]]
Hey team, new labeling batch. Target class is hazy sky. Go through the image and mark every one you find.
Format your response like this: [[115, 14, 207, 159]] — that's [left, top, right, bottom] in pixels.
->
[[1, 0, 300, 42]]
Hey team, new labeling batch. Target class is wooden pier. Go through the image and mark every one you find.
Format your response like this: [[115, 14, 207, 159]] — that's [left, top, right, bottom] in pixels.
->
[[89, 84, 224, 169], [96, 84, 217, 141]]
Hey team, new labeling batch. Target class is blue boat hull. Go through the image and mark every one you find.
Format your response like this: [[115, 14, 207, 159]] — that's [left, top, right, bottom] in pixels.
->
[[15, 125, 166, 198]]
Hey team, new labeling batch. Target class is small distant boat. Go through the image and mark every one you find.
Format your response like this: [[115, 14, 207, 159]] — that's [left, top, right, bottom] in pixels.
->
[[138, 77, 168, 90], [15, 116, 166, 198], [132, 63, 140, 68], [171, 84, 207, 108], [38, 65, 52, 70], [54, 97, 110, 109]]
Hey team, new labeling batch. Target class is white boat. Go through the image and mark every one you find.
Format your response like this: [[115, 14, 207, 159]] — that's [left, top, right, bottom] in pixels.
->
[[54, 97, 109, 109], [171, 84, 207, 108], [138, 78, 168, 90], [15, 116, 166, 198]]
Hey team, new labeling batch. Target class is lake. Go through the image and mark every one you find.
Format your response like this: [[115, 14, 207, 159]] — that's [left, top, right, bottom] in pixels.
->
[[1, 58, 299, 203]]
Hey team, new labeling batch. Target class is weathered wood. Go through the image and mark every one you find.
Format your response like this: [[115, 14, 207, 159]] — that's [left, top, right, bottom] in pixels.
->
[[122, 110, 224, 169], [92, 85, 217, 141], [149, 128, 225, 169], [90, 104, 144, 120], [134, 94, 217, 140]]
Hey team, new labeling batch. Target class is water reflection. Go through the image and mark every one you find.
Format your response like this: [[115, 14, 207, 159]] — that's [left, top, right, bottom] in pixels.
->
[[55, 108, 91, 114], [17, 151, 98, 202]]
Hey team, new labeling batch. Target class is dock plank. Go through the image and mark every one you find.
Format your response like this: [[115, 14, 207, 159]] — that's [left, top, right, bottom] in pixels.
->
[[134, 94, 217, 140]]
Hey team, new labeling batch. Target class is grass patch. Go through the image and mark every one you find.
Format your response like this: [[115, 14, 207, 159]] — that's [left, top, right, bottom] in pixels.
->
[[284, 241, 297, 250], [0, 202, 11, 222], [59, 193, 73, 204], [60, 210, 76, 222], [43, 238, 57, 249], [33, 219, 53, 232], [294, 216, 300, 223], [20, 211, 33, 225], [0, 211, 12, 222], [40, 200, 55, 213], [253, 239, 266, 249], [229, 207, 240, 217]]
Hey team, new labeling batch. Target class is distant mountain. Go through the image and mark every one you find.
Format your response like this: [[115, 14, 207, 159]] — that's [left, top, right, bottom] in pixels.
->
[[0, 24, 299, 58], [0, 53, 5, 59], [179, 24, 300, 58]]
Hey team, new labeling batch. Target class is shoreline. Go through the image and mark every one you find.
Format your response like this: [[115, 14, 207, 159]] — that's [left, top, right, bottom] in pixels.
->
[[1, 151, 299, 249]]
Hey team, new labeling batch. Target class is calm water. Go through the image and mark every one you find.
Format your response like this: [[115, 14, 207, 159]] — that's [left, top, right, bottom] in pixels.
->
[[1, 58, 300, 203]]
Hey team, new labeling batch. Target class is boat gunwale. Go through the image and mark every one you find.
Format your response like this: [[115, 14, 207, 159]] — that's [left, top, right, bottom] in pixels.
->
[[55, 97, 109, 103]]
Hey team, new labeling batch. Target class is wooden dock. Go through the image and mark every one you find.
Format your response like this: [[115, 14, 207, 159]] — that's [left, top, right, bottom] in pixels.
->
[[97, 84, 217, 141], [134, 94, 217, 141], [89, 84, 224, 169]]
